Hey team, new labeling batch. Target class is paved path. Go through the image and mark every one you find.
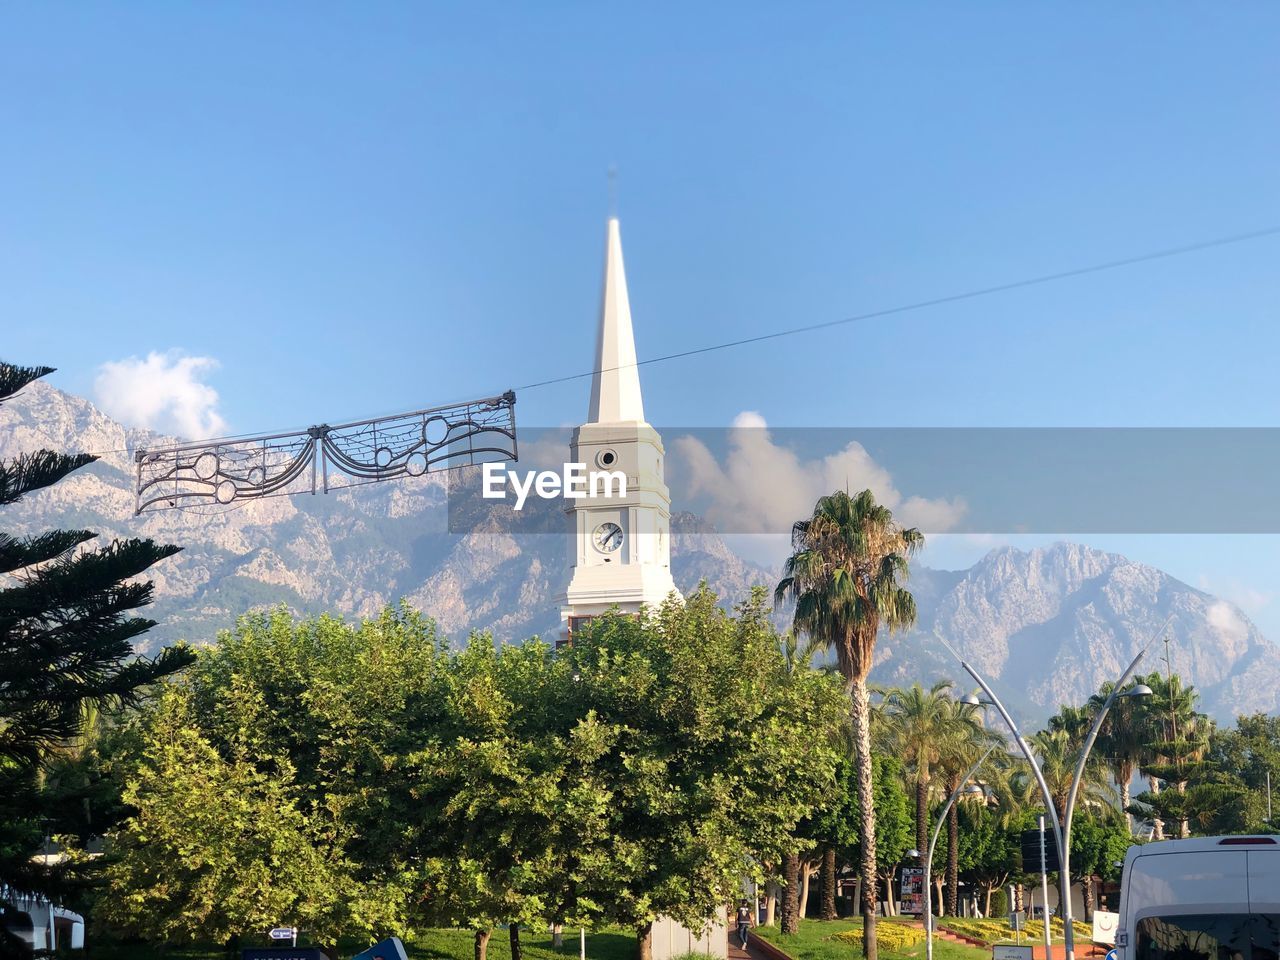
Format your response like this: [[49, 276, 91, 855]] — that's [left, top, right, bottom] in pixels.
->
[[730, 931, 776, 960]]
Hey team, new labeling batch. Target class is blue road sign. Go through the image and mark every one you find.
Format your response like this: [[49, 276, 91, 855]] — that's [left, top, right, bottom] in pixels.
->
[[1106, 948, 1119, 960], [269, 928, 297, 940], [353, 937, 409, 960]]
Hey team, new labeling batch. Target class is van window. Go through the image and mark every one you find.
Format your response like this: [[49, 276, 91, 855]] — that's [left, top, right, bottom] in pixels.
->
[[1136, 915, 1279, 960]]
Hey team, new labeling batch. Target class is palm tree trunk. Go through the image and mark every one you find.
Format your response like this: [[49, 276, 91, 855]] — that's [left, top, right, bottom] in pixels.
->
[[1149, 777, 1164, 840], [852, 676, 878, 960], [782, 852, 800, 934], [822, 846, 838, 920], [474, 929, 492, 960], [1081, 874, 1094, 920], [636, 922, 653, 960], [1119, 762, 1133, 834], [945, 777, 960, 916]]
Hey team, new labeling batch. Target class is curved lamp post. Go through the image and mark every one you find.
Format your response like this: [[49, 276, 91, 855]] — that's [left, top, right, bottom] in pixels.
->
[[946, 614, 1170, 960], [921, 743, 996, 960], [1059, 670, 1153, 953], [947, 646, 1070, 958]]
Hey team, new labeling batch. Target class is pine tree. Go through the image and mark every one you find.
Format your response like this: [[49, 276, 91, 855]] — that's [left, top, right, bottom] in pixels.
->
[[0, 361, 194, 955], [1129, 672, 1214, 838]]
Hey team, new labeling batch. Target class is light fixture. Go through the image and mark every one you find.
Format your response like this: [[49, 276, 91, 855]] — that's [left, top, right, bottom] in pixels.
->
[[1125, 683, 1154, 698]]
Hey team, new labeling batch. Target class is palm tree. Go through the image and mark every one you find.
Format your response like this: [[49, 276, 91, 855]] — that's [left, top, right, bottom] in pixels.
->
[[1048, 705, 1092, 745], [776, 489, 922, 960], [1027, 727, 1114, 823], [1088, 682, 1149, 833], [935, 697, 994, 916], [880, 681, 955, 863]]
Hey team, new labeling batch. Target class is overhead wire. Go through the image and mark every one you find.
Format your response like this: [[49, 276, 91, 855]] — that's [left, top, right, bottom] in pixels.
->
[[69, 222, 1280, 458], [517, 223, 1280, 392]]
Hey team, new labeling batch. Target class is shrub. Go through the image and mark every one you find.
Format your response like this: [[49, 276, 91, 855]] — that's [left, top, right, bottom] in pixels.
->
[[989, 889, 1009, 918], [936, 917, 1091, 945], [831, 925, 926, 950]]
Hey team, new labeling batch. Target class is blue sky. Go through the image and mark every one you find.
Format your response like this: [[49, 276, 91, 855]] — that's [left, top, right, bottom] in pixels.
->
[[4, 5, 1280, 631]]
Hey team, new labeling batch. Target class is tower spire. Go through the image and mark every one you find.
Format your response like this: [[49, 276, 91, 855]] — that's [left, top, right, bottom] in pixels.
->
[[587, 218, 646, 424]]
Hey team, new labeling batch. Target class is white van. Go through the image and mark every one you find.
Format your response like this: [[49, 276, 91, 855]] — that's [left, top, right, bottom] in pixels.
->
[[1116, 836, 1279, 960]]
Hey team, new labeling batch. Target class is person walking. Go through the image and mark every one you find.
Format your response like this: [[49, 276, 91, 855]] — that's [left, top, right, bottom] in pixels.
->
[[736, 900, 753, 949]]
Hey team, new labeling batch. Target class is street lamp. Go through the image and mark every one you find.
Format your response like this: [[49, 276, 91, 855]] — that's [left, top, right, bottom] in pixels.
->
[[943, 614, 1171, 960], [923, 744, 996, 960], [1060, 675, 1153, 956]]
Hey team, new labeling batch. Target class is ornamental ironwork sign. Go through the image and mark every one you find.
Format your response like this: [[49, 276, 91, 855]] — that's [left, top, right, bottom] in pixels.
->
[[135, 391, 517, 514]]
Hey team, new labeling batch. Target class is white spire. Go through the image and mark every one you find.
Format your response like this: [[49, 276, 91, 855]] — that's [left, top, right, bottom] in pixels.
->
[[587, 217, 646, 424]]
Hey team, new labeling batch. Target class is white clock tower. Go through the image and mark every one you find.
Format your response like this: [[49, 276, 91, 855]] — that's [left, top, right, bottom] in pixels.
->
[[559, 217, 679, 642]]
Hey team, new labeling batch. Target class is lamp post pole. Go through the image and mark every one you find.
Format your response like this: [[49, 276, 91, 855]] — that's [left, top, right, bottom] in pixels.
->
[[1059, 647, 1155, 959], [924, 744, 996, 960], [947, 647, 1070, 957], [947, 615, 1166, 960]]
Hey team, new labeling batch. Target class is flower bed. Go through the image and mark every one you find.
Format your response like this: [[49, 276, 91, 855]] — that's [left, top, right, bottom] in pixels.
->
[[936, 918, 1091, 945], [830, 925, 927, 950]]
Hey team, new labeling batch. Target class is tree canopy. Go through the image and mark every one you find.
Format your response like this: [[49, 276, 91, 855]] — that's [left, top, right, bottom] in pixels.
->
[[0, 360, 193, 958]]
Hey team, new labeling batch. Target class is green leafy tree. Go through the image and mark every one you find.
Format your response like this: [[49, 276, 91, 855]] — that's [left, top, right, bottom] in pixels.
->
[[406, 634, 590, 960], [776, 490, 921, 960], [99, 687, 352, 948], [561, 586, 846, 960], [0, 361, 193, 957], [1204, 713, 1280, 832], [1067, 815, 1131, 919], [865, 755, 912, 916], [804, 757, 860, 922], [102, 606, 447, 953], [955, 801, 1018, 918]]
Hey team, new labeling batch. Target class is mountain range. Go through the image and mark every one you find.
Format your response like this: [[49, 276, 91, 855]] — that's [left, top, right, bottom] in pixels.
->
[[4, 380, 1279, 724]]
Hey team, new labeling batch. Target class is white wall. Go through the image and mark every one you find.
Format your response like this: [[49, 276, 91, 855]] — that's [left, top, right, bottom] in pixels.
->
[[650, 914, 728, 960]]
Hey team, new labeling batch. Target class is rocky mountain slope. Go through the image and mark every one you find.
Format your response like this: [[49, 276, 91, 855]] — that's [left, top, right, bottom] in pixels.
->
[[4, 382, 1279, 723], [875, 542, 1280, 721]]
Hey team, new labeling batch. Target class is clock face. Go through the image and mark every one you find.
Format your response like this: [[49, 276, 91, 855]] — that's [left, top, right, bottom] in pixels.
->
[[593, 521, 624, 553]]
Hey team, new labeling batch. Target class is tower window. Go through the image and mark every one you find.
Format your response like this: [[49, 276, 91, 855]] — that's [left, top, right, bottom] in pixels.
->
[[562, 615, 597, 648]]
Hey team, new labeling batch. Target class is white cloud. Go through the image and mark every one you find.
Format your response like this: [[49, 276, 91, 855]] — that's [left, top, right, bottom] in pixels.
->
[[1206, 600, 1250, 645], [672, 413, 967, 535], [94, 350, 227, 439], [1196, 576, 1274, 616]]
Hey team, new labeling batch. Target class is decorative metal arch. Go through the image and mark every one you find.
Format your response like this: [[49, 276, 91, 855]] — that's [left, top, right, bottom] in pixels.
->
[[135, 391, 517, 514]]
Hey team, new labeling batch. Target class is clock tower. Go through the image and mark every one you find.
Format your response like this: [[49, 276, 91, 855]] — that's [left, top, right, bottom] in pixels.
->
[[559, 218, 679, 641]]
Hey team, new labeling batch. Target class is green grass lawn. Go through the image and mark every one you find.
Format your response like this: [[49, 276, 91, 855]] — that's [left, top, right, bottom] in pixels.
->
[[83, 927, 636, 960], [753, 919, 988, 960]]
